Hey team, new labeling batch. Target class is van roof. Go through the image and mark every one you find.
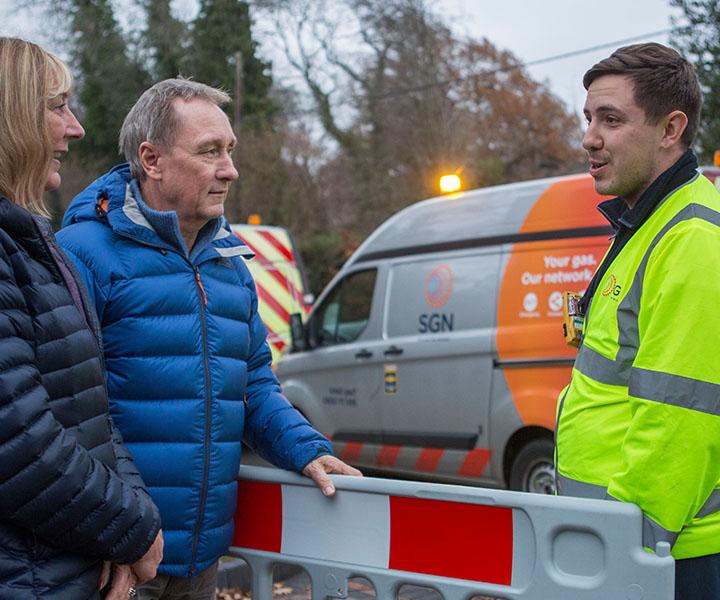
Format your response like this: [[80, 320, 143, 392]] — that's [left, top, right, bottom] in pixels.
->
[[350, 172, 609, 265]]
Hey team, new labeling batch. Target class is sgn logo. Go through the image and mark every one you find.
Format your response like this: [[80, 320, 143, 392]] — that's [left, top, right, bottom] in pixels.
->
[[419, 264, 455, 333], [601, 273, 622, 299]]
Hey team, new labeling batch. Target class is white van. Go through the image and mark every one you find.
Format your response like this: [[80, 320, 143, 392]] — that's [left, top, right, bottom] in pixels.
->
[[277, 171, 714, 492]]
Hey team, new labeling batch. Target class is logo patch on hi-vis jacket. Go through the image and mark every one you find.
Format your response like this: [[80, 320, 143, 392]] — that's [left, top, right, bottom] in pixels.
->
[[601, 273, 622, 298]]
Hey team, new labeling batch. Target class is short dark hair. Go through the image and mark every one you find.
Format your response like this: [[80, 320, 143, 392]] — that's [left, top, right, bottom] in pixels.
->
[[583, 42, 702, 148]]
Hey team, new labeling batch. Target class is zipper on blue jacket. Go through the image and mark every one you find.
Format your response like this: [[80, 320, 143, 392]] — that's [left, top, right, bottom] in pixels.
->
[[100, 227, 218, 574], [189, 263, 213, 576]]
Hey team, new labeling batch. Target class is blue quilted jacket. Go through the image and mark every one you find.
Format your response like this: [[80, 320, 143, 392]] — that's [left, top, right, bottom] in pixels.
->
[[58, 164, 332, 577]]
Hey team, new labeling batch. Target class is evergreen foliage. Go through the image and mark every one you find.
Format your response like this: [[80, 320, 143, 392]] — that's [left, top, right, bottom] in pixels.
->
[[70, 0, 149, 168], [672, 0, 720, 161], [187, 0, 279, 128], [142, 0, 188, 80]]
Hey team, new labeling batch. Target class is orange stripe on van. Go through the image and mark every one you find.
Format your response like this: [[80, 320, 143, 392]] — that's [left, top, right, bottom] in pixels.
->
[[342, 442, 364, 462], [458, 448, 492, 477], [415, 448, 444, 472], [495, 175, 611, 429], [377, 445, 401, 467]]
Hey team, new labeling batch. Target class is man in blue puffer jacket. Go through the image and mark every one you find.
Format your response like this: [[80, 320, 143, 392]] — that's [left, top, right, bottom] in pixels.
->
[[58, 79, 361, 599]]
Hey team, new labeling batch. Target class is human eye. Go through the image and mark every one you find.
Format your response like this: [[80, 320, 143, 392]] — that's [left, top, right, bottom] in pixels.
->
[[605, 114, 621, 125], [47, 95, 68, 112]]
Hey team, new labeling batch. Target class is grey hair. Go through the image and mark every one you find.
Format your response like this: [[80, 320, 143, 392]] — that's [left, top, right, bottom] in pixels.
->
[[119, 78, 231, 180]]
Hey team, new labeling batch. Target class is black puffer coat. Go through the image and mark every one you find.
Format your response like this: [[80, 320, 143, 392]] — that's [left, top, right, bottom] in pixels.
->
[[0, 197, 161, 599]]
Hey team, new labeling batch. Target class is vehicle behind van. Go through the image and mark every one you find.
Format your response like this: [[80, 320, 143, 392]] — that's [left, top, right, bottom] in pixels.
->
[[230, 224, 309, 365]]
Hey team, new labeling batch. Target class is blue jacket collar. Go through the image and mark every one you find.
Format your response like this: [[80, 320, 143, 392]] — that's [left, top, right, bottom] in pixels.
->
[[64, 163, 254, 262]]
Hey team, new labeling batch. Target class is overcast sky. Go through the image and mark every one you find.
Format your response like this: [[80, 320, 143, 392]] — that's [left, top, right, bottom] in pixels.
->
[[439, 0, 680, 117], [0, 0, 681, 118]]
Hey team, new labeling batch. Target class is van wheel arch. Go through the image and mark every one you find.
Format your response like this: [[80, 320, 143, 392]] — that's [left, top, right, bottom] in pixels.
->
[[503, 427, 555, 493]]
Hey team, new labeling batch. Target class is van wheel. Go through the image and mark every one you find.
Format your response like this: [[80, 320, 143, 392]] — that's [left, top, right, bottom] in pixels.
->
[[509, 438, 555, 494]]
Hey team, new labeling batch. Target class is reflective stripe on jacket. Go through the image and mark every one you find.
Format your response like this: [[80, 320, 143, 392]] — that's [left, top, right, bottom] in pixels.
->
[[556, 172, 720, 560]]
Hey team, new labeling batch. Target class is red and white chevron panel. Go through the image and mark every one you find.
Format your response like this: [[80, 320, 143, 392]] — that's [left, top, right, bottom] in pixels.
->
[[230, 225, 307, 364], [232, 479, 513, 585]]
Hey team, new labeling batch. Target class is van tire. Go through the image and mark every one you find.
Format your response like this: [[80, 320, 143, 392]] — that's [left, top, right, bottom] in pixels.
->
[[509, 438, 555, 494]]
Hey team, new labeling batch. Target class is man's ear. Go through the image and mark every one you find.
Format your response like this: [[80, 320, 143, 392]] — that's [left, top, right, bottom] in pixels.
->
[[660, 110, 689, 150], [139, 142, 163, 181]]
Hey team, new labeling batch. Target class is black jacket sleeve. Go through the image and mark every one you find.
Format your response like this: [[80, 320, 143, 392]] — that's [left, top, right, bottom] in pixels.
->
[[0, 248, 160, 564]]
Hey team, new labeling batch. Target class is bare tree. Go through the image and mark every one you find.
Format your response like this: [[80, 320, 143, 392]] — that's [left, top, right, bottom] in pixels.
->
[[255, 0, 582, 235]]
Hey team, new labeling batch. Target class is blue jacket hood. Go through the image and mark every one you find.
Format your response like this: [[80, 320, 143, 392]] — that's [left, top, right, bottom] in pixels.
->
[[63, 163, 131, 227], [63, 163, 254, 261]]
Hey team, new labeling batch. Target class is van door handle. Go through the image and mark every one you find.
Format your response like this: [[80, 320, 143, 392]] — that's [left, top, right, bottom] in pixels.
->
[[384, 345, 404, 356], [355, 349, 373, 359]]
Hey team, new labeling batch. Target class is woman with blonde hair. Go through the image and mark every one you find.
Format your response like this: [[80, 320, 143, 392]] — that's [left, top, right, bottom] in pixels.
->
[[0, 37, 162, 599]]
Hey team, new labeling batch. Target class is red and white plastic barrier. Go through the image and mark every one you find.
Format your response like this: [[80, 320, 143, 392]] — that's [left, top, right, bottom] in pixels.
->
[[230, 465, 674, 600]]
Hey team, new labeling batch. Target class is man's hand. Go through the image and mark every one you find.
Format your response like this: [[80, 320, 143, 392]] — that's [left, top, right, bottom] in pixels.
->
[[102, 564, 137, 600], [130, 529, 164, 584], [302, 455, 362, 497]]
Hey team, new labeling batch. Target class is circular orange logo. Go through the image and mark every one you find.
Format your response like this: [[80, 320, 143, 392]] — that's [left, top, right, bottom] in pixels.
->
[[424, 264, 454, 308], [601, 274, 617, 296]]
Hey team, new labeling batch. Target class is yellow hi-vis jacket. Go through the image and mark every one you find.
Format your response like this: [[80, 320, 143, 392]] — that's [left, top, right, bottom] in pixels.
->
[[556, 172, 720, 559]]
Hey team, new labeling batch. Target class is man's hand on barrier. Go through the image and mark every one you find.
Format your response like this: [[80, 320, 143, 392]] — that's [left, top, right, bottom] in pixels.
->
[[130, 529, 164, 584], [302, 455, 362, 497]]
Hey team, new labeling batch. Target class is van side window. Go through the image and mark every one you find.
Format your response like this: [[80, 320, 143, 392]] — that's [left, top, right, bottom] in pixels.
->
[[315, 269, 377, 346]]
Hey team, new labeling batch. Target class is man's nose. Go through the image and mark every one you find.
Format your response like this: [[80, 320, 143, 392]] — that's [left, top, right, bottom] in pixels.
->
[[582, 121, 601, 152], [218, 153, 239, 181], [66, 108, 85, 141]]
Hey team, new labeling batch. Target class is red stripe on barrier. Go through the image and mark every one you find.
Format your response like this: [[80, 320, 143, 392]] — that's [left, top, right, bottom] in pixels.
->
[[259, 230, 294, 261], [256, 285, 291, 323], [233, 481, 282, 552], [458, 448, 492, 477], [377, 445, 401, 467], [415, 448, 444, 472], [342, 442, 363, 462], [389, 497, 513, 584]]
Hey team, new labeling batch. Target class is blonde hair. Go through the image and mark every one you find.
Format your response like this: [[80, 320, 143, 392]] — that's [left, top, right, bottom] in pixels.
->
[[0, 38, 72, 215]]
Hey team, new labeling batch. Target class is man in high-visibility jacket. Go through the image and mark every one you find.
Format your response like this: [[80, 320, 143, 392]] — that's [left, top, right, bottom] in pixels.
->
[[556, 42, 720, 599]]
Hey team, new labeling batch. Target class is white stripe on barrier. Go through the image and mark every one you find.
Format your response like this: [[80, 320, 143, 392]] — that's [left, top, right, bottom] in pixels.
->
[[282, 486, 390, 568]]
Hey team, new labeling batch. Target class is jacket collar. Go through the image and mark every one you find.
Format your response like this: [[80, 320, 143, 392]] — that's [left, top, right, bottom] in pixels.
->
[[91, 164, 254, 262], [597, 149, 698, 232], [0, 196, 39, 246]]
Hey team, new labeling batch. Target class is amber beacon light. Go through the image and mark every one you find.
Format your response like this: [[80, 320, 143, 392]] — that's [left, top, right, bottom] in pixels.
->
[[439, 173, 462, 194]]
